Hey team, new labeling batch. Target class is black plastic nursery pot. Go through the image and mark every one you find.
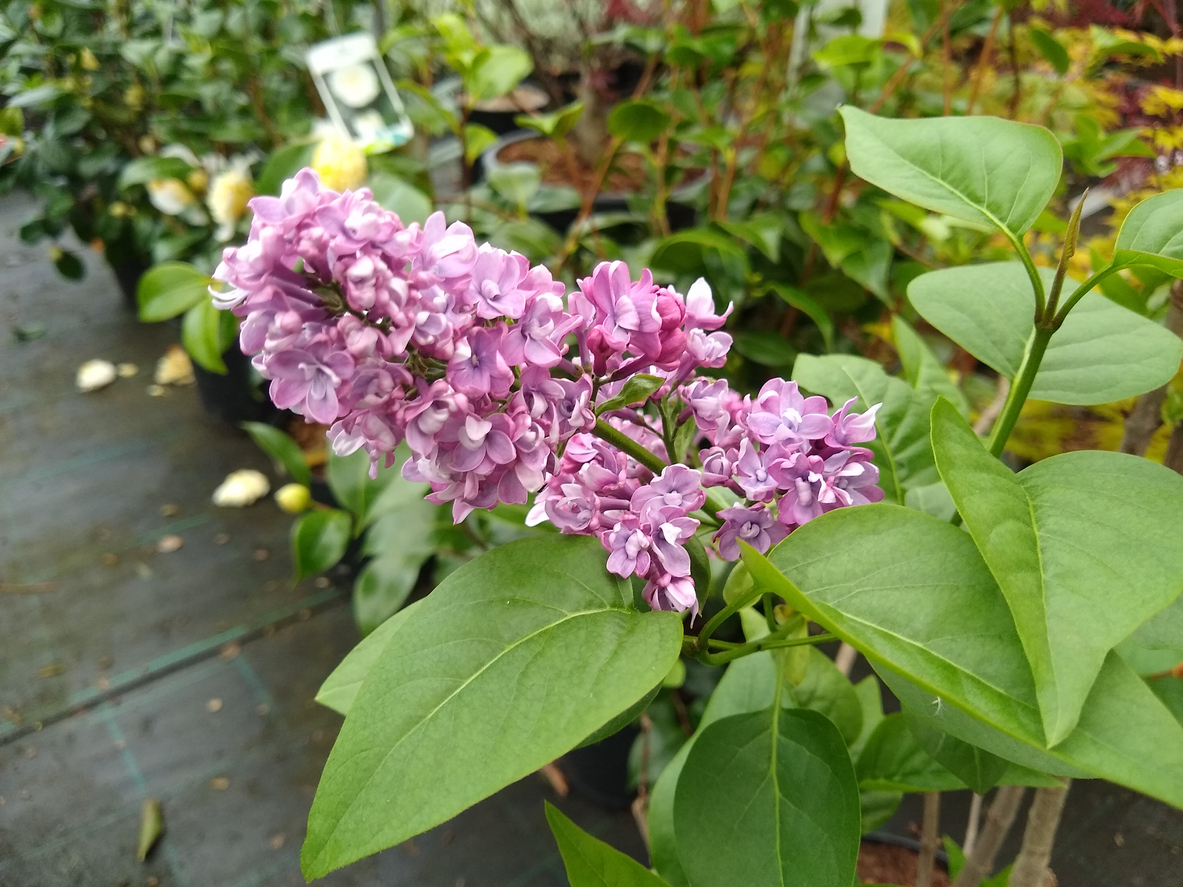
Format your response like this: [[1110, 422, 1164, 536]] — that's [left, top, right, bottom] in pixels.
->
[[559, 723, 640, 811], [193, 346, 281, 425], [434, 77, 551, 135], [480, 131, 701, 235], [111, 256, 150, 309]]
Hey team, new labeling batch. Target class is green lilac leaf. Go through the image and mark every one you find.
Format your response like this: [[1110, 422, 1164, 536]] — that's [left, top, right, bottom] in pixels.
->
[[315, 602, 422, 716], [648, 652, 779, 887], [856, 713, 966, 793], [931, 398, 1183, 744], [839, 107, 1063, 238], [1113, 188, 1183, 278], [750, 518, 1183, 806], [545, 802, 669, 887], [892, 316, 968, 416], [673, 707, 861, 887], [301, 535, 683, 878], [908, 263, 1183, 404]]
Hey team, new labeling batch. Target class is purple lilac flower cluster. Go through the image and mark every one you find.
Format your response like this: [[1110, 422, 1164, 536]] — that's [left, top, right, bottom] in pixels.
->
[[212, 169, 882, 615]]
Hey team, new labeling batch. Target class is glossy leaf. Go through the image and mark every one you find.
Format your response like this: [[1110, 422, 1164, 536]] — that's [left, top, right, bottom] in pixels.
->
[[466, 45, 532, 102], [908, 263, 1183, 404], [137, 261, 212, 322], [326, 448, 393, 529], [315, 602, 421, 716], [931, 398, 1183, 744], [368, 172, 432, 225], [596, 374, 665, 415], [486, 162, 542, 211], [751, 516, 1183, 807], [792, 354, 937, 503], [546, 803, 669, 887], [608, 100, 673, 145], [181, 298, 237, 374], [118, 156, 192, 189], [301, 535, 683, 877], [1113, 189, 1183, 277], [839, 107, 1062, 238], [673, 707, 861, 887], [241, 422, 311, 487], [291, 509, 352, 581], [732, 330, 796, 367]]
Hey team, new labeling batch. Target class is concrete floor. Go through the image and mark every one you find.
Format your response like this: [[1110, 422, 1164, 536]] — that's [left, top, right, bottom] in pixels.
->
[[0, 193, 1180, 887]]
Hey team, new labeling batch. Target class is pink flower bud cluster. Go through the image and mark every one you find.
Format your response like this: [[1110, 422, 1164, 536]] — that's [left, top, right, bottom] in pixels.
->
[[683, 377, 885, 559], [211, 169, 882, 616]]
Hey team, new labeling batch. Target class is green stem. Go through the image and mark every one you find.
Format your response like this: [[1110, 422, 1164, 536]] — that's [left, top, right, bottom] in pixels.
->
[[1008, 233, 1047, 321], [763, 592, 777, 633], [1054, 265, 1121, 327], [592, 418, 726, 522], [699, 631, 837, 666], [591, 418, 668, 475], [986, 326, 1054, 458], [695, 584, 764, 654]]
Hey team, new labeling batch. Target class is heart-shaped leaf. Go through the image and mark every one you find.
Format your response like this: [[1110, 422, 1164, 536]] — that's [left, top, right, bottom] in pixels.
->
[[301, 535, 683, 878], [674, 707, 860, 887], [907, 263, 1183, 404], [1113, 188, 1183, 277], [792, 353, 938, 503], [931, 398, 1183, 744], [839, 107, 1063, 238]]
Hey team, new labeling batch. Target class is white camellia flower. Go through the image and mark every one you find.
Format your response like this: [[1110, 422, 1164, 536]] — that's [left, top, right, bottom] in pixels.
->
[[76, 359, 118, 392], [212, 470, 271, 507], [328, 63, 380, 108], [312, 134, 367, 192], [147, 178, 197, 216], [207, 164, 255, 241]]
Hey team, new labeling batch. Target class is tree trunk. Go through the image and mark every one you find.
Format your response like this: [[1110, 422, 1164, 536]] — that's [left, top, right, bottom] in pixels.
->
[[1008, 782, 1071, 887], [1119, 280, 1183, 456], [951, 785, 1026, 887]]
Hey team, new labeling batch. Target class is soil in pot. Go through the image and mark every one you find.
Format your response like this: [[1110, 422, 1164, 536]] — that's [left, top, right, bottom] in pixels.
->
[[857, 839, 951, 887]]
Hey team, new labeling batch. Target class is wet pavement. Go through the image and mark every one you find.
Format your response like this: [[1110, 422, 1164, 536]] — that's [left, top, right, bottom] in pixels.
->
[[0, 193, 1179, 886]]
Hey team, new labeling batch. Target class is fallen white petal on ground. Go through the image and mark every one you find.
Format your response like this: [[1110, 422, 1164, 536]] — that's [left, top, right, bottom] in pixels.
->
[[76, 359, 118, 392], [212, 470, 270, 507]]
